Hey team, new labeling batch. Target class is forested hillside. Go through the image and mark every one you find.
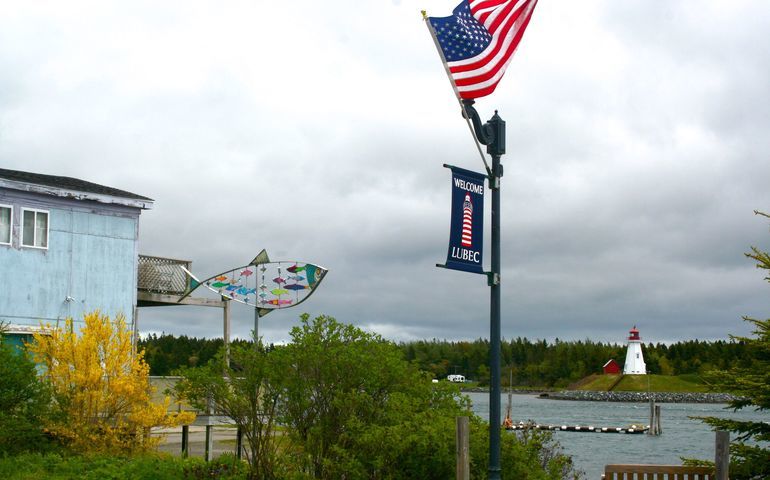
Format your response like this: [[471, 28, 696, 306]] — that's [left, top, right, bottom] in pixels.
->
[[401, 337, 751, 387], [140, 333, 750, 388]]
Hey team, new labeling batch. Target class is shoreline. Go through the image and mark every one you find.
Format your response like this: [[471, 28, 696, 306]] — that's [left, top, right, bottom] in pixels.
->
[[461, 387, 739, 403], [539, 390, 738, 403], [461, 387, 548, 395]]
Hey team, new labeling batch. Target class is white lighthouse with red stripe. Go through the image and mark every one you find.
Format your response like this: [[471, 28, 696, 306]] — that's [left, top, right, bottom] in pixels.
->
[[461, 193, 473, 247], [623, 326, 647, 375]]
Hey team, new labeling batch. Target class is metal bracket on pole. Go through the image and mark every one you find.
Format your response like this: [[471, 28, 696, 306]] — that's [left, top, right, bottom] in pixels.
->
[[489, 162, 503, 190], [487, 272, 500, 286]]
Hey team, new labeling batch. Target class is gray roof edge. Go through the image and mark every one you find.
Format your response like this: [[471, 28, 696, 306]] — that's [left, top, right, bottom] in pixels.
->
[[0, 178, 154, 210], [0, 168, 154, 209]]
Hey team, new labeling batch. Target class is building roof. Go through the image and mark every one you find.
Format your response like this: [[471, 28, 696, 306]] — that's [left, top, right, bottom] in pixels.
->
[[0, 168, 153, 209], [603, 359, 619, 368]]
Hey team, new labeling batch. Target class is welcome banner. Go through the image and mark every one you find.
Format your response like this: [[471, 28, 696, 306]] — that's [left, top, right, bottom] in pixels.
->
[[444, 165, 485, 274]]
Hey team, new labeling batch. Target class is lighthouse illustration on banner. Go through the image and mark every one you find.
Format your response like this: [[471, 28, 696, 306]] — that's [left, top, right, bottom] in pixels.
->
[[461, 193, 473, 247], [442, 165, 485, 274]]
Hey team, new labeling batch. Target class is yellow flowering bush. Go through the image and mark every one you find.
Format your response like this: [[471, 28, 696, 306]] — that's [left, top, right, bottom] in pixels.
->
[[30, 311, 195, 454]]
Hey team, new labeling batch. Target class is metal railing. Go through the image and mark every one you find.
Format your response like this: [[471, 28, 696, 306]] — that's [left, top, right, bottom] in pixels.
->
[[137, 255, 192, 295]]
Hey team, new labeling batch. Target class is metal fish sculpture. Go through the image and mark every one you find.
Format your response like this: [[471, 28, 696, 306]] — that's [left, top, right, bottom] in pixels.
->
[[179, 249, 328, 316]]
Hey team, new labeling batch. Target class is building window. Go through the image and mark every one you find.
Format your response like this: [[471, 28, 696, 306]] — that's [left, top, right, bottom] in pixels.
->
[[22, 208, 48, 248], [0, 205, 11, 245]]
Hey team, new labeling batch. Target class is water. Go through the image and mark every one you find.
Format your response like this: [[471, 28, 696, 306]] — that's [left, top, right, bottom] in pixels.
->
[[467, 392, 764, 479]]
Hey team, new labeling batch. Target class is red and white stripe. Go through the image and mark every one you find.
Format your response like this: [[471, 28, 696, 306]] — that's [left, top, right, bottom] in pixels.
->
[[461, 193, 473, 247], [450, 0, 538, 99]]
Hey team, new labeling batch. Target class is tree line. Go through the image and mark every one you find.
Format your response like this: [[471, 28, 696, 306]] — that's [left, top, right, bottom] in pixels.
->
[[140, 332, 750, 388], [402, 336, 751, 387]]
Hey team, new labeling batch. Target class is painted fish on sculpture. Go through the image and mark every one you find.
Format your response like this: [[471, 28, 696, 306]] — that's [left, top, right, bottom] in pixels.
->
[[264, 299, 292, 306]]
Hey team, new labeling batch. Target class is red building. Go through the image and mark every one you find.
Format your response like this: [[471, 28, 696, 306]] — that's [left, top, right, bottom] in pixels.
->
[[603, 359, 621, 374]]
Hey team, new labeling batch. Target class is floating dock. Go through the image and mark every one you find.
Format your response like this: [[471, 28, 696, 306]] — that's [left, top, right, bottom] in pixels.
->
[[505, 422, 649, 434]]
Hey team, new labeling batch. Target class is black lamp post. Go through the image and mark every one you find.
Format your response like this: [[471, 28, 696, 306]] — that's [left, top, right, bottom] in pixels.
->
[[462, 99, 505, 480]]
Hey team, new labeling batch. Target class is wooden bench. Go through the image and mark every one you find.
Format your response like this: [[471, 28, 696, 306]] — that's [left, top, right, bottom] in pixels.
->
[[602, 464, 715, 480]]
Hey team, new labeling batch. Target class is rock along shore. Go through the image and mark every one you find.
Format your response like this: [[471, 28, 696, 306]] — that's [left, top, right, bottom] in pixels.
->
[[539, 390, 739, 404]]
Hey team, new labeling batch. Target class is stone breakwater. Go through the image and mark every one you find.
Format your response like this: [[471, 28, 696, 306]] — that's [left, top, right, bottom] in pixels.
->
[[540, 390, 739, 403], [462, 387, 548, 395]]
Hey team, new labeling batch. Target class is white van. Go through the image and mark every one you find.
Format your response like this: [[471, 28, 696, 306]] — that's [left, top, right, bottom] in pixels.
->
[[447, 374, 465, 383]]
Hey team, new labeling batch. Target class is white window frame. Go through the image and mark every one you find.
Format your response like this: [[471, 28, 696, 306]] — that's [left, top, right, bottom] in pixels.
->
[[0, 204, 11, 246], [21, 208, 49, 249]]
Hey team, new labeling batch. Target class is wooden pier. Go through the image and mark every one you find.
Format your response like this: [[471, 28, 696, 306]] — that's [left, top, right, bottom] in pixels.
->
[[505, 422, 649, 434]]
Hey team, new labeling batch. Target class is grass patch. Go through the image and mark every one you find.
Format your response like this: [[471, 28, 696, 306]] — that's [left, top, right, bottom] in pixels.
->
[[0, 452, 246, 480], [575, 374, 621, 391], [618, 374, 708, 392], [575, 374, 708, 393]]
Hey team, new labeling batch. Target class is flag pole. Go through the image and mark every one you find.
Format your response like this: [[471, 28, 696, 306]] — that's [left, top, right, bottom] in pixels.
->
[[423, 11, 492, 176], [424, 12, 505, 479], [465, 103, 505, 480]]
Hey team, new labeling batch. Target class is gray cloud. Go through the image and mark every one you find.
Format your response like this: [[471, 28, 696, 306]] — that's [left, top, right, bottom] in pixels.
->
[[2, 0, 769, 346]]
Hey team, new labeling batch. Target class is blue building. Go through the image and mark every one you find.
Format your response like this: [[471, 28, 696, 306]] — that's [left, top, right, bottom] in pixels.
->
[[0, 168, 153, 331]]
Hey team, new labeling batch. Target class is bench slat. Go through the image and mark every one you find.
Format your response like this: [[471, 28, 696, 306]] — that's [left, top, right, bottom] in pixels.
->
[[604, 465, 714, 480]]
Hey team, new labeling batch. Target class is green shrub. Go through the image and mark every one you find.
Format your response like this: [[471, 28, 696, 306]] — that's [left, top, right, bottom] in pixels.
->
[[0, 333, 54, 455], [182, 453, 247, 479], [470, 424, 582, 480]]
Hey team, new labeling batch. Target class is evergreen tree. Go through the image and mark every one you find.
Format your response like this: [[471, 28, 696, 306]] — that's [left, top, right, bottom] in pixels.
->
[[697, 211, 770, 479]]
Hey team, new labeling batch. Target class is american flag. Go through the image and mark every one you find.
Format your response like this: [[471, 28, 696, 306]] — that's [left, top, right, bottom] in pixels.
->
[[428, 0, 538, 100]]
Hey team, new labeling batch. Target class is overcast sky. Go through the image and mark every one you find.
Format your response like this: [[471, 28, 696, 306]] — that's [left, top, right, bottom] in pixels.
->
[[2, 0, 769, 345]]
